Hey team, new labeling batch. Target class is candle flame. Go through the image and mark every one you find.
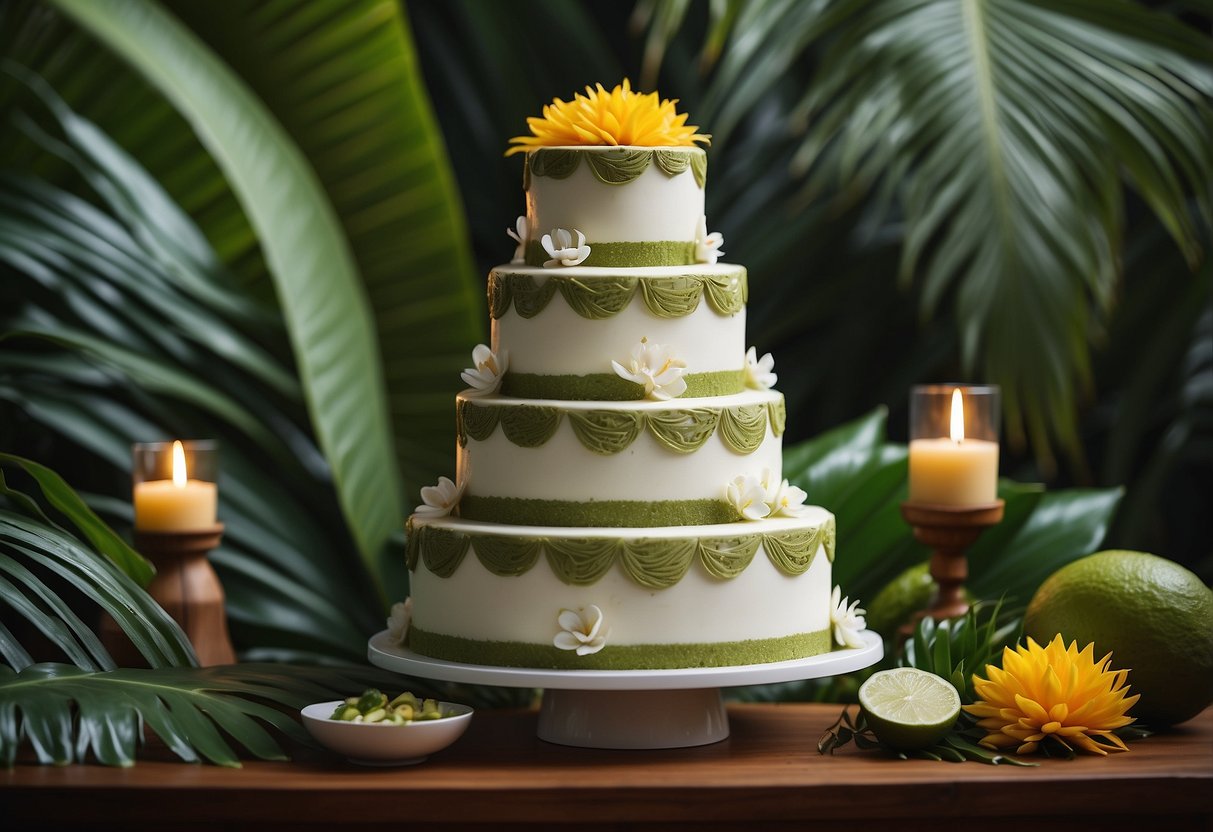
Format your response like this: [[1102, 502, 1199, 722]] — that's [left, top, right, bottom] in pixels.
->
[[172, 440, 187, 488], [950, 388, 965, 443]]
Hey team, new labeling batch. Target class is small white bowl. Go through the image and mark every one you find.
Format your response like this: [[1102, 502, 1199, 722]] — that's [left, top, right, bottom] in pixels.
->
[[301, 700, 474, 766]]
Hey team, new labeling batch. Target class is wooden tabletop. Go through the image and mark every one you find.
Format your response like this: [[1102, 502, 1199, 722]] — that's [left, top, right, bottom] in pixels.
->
[[4, 703, 1211, 831]]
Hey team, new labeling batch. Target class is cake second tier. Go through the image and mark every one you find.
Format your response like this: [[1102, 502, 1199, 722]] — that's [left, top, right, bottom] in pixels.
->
[[457, 389, 785, 527], [490, 263, 747, 401]]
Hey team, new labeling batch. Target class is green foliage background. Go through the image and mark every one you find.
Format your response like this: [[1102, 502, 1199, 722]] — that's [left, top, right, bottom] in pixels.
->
[[0, 0, 1208, 759]]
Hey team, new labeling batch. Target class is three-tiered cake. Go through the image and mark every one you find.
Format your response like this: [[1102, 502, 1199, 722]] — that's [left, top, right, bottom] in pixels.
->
[[403, 83, 853, 670]]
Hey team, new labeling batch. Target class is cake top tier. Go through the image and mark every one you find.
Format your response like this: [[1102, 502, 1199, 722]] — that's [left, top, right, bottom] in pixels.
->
[[505, 81, 722, 270], [505, 79, 709, 155]]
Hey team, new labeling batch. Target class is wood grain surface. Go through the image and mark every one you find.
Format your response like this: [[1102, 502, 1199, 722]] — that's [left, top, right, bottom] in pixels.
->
[[3, 703, 1210, 831]]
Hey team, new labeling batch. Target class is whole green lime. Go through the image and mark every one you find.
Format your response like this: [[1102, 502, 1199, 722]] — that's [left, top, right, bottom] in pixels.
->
[[858, 668, 961, 750], [1024, 550, 1213, 726]]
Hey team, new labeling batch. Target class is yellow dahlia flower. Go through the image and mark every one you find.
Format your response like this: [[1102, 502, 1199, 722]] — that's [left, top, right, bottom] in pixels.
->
[[506, 79, 709, 155], [964, 635, 1139, 756]]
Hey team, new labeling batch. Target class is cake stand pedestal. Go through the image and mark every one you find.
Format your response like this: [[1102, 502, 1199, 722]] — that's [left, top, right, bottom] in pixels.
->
[[368, 630, 882, 749]]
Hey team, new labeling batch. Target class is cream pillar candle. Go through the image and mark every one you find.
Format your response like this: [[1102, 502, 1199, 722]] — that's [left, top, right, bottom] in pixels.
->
[[908, 438, 999, 505], [133, 440, 218, 531], [908, 387, 1000, 506]]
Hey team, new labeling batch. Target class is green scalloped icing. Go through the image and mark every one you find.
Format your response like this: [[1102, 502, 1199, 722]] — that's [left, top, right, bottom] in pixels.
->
[[489, 270, 747, 320], [407, 627, 832, 670], [645, 408, 720, 454], [405, 516, 420, 571], [652, 148, 692, 177], [527, 147, 706, 190], [458, 397, 782, 456], [620, 537, 697, 589], [585, 148, 654, 184], [702, 272, 746, 315], [639, 274, 704, 318], [500, 405, 562, 447], [559, 276, 637, 318], [511, 273, 559, 318], [697, 535, 762, 580], [691, 152, 707, 189], [409, 518, 831, 585], [459, 495, 740, 527], [567, 409, 644, 455], [501, 369, 745, 401], [718, 404, 769, 455], [824, 514, 837, 563], [471, 534, 542, 577], [420, 526, 471, 578], [529, 148, 582, 180], [524, 240, 696, 268], [545, 537, 620, 585], [768, 398, 787, 438], [764, 527, 822, 576], [459, 399, 501, 446]]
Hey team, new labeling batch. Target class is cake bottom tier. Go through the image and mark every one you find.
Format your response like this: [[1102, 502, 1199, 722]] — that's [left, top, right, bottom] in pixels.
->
[[405, 511, 836, 670]]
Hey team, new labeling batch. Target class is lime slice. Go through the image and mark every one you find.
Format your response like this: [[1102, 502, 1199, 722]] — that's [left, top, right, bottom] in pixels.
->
[[858, 668, 961, 750]]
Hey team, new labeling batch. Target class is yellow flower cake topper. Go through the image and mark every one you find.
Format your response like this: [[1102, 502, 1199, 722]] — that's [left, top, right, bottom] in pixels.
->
[[506, 79, 710, 156]]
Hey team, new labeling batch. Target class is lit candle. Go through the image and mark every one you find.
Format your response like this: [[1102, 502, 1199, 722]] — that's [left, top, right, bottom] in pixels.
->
[[908, 387, 999, 506], [133, 440, 218, 531]]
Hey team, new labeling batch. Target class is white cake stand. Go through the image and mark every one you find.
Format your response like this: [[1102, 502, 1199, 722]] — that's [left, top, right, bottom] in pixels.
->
[[367, 630, 882, 749]]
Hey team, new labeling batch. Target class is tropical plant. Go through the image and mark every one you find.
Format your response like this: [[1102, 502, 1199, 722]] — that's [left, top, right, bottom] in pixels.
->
[[0, 453, 420, 767], [628, 0, 1213, 472], [0, 0, 1187, 765]]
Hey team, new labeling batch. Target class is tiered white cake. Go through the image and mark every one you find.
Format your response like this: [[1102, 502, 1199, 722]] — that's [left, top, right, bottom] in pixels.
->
[[405, 141, 840, 670]]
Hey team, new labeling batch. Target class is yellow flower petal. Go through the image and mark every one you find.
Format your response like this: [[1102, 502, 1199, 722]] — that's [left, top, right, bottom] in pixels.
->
[[506, 80, 711, 154]]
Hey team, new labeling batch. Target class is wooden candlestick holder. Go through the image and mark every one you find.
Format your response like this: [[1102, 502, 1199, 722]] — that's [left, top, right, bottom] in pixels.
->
[[101, 524, 236, 667], [897, 501, 1005, 640]]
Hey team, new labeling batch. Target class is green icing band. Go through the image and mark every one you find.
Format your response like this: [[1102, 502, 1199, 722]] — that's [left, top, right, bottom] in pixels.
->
[[457, 396, 785, 455], [407, 627, 832, 671], [459, 495, 740, 528], [527, 147, 707, 190], [408, 518, 835, 584], [500, 369, 745, 401], [524, 240, 697, 268], [488, 270, 747, 320]]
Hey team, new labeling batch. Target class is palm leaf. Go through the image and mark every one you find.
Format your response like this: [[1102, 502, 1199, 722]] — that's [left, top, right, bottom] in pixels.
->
[[48, 0, 404, 594], [1, 93, 385, 660], [639, 0, 1213, 468], [0, 454, 151, 585], [0, 662, 415, 767], [159, 0, 485, 506], [0, 500, 195, 672]]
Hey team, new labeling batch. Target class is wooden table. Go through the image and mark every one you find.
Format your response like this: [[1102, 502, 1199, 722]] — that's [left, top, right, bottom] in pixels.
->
[[3, 704, 1211, 831]]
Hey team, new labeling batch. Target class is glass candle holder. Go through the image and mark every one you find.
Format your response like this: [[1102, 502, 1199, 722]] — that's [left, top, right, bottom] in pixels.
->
[[132, 440, 219, 532], [907, 385, 1000, 507]]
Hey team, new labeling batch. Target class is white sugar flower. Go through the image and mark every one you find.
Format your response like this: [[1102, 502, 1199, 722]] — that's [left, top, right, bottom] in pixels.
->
[[387, 597, 413, 646], [760, 468, 808, 518], [726, 474, 772, 521], [541, 227, 591, 268], [744, 346, 777, 390], [506, 216, 528, 264], [415, 476, 464, 518], [694, 214, 724, 265], [553, 605, 608, 656], [610, 337, 687, 401], [830, 585, 867, 649], [461, 344, 508, 396]]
